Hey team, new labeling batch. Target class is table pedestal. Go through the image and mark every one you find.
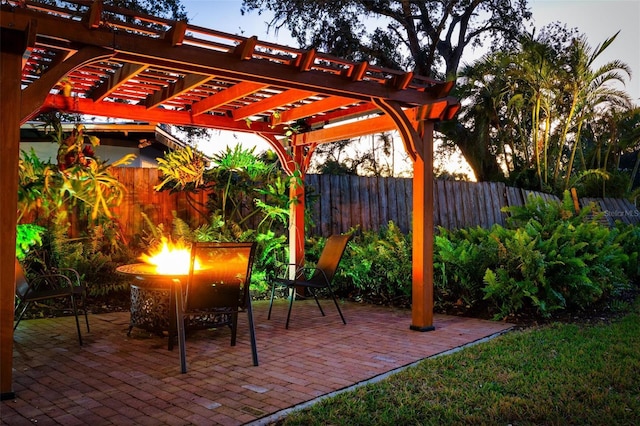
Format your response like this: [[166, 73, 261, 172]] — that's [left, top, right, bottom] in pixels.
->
[[128, 284, 171, 336]]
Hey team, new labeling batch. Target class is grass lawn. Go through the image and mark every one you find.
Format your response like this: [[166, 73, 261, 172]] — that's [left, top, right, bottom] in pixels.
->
[[279, 300, 640, 425]]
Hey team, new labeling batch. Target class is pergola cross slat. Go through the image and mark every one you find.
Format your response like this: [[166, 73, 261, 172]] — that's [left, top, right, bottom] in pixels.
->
[[0, 0, 459, 399]]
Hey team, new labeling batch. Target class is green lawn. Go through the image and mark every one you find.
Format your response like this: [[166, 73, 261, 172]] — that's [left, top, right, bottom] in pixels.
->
[[279, 301, 640, 425]]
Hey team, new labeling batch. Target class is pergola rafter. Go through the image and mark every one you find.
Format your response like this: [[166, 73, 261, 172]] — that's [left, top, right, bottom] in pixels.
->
[[0, 0, 459, 399]]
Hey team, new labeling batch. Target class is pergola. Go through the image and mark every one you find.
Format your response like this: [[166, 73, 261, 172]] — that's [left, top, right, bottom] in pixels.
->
[[0, 0, 458, 398]]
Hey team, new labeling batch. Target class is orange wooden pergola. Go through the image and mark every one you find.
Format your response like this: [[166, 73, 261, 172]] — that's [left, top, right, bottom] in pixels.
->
[[0, 1, 458, 398]]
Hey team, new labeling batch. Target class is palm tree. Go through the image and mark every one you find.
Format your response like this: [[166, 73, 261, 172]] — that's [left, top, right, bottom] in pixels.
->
[[558, 32, 632, 190]]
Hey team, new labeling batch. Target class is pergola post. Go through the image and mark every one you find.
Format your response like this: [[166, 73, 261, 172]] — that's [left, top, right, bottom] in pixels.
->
[[1, 27, 27, 400], [257, 135, 307, 279], [288, 145, 306, 281], [370, 99, 438, 331], [410, 122, 435, 331]]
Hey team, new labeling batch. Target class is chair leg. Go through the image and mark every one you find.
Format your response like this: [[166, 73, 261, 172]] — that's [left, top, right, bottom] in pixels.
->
[[230, 312, 239, 346], [13, 301, 31, 331], [246, 297, 259, 366], [267, 281, 277, 320], [174, 280, 187, 374], [285, 286, 295, 329], [308, 288, 325, 316], [81, 293, 90, 332], [70, 294, 83, 346], [327, 287, 347, 325]]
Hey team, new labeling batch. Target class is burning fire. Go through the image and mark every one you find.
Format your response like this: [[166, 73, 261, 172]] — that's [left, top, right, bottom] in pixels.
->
[[139, 238, 199, 275]]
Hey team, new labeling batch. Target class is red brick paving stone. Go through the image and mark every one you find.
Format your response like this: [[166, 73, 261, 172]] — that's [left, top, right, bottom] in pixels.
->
[[88, 405, 120, 418], [51, 413, 86, 426], [132, 413, 165, 426], [2, 300, 512, 425]]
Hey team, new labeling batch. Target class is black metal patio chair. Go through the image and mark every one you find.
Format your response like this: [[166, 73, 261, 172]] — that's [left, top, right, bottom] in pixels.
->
[[268, 234, 351, 329], [175, 241, 259, 370], [14, 258, 89, 345]]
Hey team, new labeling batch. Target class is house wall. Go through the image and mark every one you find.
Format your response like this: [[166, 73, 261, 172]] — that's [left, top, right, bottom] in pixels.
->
[[19, 141, 165, 168]]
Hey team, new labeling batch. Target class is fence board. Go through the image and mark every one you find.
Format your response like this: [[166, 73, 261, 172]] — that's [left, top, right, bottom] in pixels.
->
[[505, 186, 524, 208], [453, 181, 464, 228], [486, 182, 505, 225], [377, 176, 389, 228], [581, 197, 640, 226], [476, 183, 490, 228], [387, 178, 401, 231], [368, 177, 380, 230], [339, 175, 349, 232]]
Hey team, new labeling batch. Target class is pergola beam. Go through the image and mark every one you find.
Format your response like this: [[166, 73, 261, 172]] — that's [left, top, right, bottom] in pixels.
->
[[144, 73, 213, 109], [278, 96, 363, 124], [232, 89, 316, 121], [191, 81, 267, 116], [91, 63, 148, 102], [39, 94, 286, 135]]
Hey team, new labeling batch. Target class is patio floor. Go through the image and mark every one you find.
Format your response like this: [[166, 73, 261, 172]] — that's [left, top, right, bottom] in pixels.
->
[[2, 300, 513, 425]]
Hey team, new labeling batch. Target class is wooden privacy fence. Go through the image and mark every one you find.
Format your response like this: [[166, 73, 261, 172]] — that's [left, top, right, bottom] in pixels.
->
[[110, 168, 211, 242], [307, 175, 639, 234], [108, 169, 639, 241]]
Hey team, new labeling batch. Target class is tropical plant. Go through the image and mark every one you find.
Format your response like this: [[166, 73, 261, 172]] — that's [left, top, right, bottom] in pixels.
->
[[154, 144, 305, 236], [16, 224, 46, 261], [155, 145, 207, 191], [482, 193, 632, 318], [329, 222, 411, 305], [17, 118, 137, 296], [446, 26, 637, 196], [18, 120, 135, 226], [433, 226, 499, 312]]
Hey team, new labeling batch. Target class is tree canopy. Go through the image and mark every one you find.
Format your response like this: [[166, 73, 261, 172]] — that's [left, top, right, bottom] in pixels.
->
[[36, 0, 187, 21], [240, 0, 531, 79]]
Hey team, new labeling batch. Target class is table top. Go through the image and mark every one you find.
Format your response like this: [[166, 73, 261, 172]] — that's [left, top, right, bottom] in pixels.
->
[[116, 263, 189, 280]]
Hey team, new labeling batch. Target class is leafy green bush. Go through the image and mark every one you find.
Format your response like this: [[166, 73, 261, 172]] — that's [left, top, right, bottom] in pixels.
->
[[481, 192, 632, 318], [434, 226, 498, 312], [334, 222, 412, 305], [613, 222, 640, 280], [16, 224, 46, 260], [24, 222, 135, 297], [430, 192, 637, 320]]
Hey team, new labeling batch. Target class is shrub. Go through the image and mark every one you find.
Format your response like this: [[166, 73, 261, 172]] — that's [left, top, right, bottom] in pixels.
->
[[481, 192, 632, 318], [331, 223, 412, 305], [434, 226, 498, 312], [16, 224, 46, 260]]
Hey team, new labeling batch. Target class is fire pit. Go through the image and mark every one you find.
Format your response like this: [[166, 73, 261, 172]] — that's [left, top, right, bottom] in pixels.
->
[[116, 263, 175, 336], [116, 239, 194, 373]]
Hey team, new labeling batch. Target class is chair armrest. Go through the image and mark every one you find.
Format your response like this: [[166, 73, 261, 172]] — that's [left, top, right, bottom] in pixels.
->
[[25, 273, 76, 295], [58, 268, 83, 287], [275, 263, 299, 278], [293, 266, 329, 283]]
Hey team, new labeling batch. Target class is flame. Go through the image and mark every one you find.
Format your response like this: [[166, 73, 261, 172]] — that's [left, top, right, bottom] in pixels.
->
[[139, 238, 199, 275]]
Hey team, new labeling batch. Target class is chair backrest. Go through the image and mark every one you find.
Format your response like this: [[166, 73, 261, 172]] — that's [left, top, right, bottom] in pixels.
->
[[15, 259, 30, 299], [309, 234, 352, 284], [186, 242, 257, 311]]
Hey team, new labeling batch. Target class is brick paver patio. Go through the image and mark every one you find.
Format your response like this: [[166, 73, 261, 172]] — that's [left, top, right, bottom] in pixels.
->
[[1, 300, 513, 425]]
